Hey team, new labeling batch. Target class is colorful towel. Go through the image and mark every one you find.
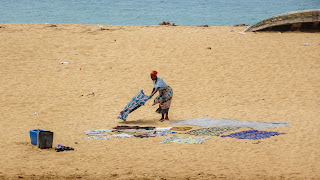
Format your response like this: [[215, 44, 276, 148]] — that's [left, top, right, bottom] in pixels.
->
[[221, 129, 286, 140], [161, 135, 211, 144], [117, 90, 150, 121], [186, 127, 239, 136]]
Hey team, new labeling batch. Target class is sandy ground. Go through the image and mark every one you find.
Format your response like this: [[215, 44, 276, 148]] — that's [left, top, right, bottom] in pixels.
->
[[0, 23, 319, 179]]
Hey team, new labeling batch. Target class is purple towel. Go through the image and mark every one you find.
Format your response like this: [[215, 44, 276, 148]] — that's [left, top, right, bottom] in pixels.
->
[[221, 129, 286, 140]]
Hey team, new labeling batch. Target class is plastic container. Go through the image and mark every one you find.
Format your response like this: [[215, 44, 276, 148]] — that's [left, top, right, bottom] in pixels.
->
[[37, 131, 54, 149], [30, 129, 44, 145]]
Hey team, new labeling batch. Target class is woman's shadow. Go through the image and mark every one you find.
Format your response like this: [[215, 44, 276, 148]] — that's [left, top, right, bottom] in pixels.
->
[[119, 119, 159, 125]]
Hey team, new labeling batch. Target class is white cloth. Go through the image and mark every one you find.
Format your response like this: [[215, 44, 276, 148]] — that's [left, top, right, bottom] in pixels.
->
[[155, 127, 172, 131], [153, 77, 167, 91], [112, 133, 132, 138]]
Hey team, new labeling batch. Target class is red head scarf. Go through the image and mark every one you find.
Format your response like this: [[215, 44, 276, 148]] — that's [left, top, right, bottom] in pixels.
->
[[150, 71, 158, 76]]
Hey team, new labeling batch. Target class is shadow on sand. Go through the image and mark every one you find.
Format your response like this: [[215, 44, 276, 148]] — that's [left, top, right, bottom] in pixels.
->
[[118, 119, 160, 125]]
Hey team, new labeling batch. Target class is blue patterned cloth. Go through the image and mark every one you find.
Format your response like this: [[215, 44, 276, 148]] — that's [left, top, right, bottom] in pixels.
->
[[117, 90, 150, 121], [221, 129, 286, 140]]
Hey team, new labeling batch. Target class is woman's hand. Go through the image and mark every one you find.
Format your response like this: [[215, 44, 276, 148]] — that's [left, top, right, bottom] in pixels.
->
[[152, 101, 156, 106]]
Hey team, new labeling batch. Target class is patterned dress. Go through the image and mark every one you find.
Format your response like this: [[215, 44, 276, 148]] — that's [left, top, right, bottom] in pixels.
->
[[153, 77, 173, 114]]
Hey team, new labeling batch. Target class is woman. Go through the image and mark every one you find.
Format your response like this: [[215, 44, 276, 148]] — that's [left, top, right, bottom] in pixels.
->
[[149, 71, 173, 121]]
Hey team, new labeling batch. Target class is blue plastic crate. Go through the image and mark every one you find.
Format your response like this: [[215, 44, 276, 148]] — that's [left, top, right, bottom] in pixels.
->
[[30, 129, 44, 145]]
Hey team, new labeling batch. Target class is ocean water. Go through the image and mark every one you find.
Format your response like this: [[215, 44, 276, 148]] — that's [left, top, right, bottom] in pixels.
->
[[0, 0, 319, 26]]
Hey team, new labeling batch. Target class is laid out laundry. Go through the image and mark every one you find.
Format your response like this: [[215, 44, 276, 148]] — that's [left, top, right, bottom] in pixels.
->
[[170, 127, 193, 131], [112, 133, 132, 138], [83, 129, 112, 134], [114, 129, 175, 137], [155, 127, 172, 131], [84, 129, 113, 136], [111, 130, 148, 137], [84, 127, 177, 140], [134, 134, 156, 138], [144, 130, 154, 133], [161, 135, 211, 144], [113, 129, 144, 132], [138, 126, 156, 130], [117, 90, 150, 121], [153, 130, 176, 136], [86, 136, 117, 140], [86, 133, 113, 136], [221, 129, 286, 140], [113, 126, 155, 130], [86, 133, 132, 140], [91, 129, 112, 132], [113, 126, 140, 129], [170, 118, 291, 129], [186, 127, 240, 136]]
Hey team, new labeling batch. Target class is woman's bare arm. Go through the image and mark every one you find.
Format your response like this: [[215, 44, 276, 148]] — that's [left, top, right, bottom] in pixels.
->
[[149, 87, 160, 98]]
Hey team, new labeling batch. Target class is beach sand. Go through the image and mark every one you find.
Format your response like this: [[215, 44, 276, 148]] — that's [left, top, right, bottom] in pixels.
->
[[0, 23, 319, 179]]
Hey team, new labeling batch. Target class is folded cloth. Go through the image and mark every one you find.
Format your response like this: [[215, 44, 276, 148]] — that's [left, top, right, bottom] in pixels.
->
[[161, 135, 211, 144], [221, 129, 286, 140], [117, 90, 150, 121]]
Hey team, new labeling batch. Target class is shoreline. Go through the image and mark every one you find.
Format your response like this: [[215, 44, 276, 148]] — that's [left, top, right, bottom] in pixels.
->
[[0, 22, 248, 27]]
